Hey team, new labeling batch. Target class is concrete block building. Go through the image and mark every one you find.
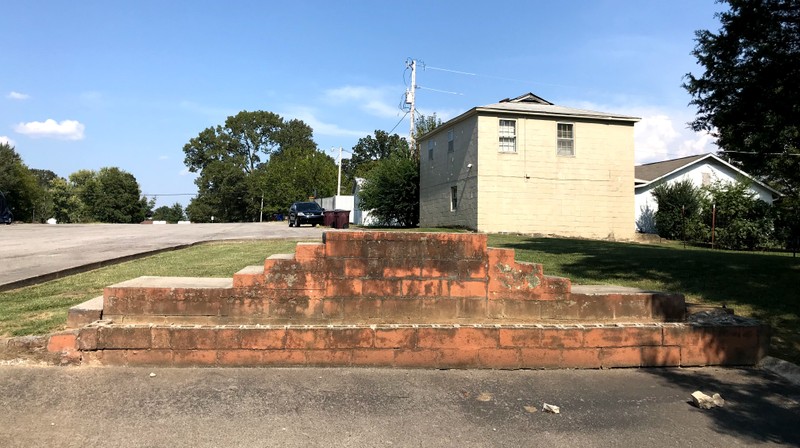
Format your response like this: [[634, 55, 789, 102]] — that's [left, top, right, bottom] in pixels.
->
[[418, 93, 639, 240]]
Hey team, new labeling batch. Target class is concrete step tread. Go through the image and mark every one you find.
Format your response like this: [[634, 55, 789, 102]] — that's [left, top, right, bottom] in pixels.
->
[[86, 320, 764, 330], [235, 266, 264, 275], [108, 276, 233, 289], [570, 285, 674, 295], [69, 296, 104, 312]]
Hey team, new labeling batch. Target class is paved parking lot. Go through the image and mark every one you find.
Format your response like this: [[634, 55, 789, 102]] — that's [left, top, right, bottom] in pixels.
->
[[0, 365, 798, 447], [0, 222, 324, 289]]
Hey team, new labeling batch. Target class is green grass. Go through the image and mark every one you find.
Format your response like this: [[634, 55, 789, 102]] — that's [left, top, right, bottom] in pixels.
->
[[3, 233, 798, 364], [488, 234, 800, 364], [0, 240, 304, 337]]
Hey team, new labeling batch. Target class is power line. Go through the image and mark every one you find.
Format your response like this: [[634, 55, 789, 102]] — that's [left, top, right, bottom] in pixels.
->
[[389, 111, 409, 134], [422, 63, 575, 89], [142, 193, 197, 196]]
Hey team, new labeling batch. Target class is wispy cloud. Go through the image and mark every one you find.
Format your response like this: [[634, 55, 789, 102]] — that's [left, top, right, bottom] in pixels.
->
[[178, 167, 192, 176], [14, 119, 86, 140], [158, 155, 169, 160], [283, 106, 368, 138], [323, 86, 403, 119], [179, 101, 237, 119], [0, 136, 16, 146], [7, 91, 30, 100]]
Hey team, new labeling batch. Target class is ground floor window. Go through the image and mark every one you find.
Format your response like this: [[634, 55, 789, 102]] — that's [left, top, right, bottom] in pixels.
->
[[450, 186, 458, 211]]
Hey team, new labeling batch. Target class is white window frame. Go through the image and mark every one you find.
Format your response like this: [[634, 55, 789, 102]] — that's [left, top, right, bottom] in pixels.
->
[[447, 129, 454, 153], [557, 122, 575, 156], [499, 119, 516, 153], [427, 139, 434, 161], [450, 186, 458, 211]]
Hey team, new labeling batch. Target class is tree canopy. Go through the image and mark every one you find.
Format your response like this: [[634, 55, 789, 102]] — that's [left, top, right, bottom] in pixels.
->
[[0, 143, 44, 222], [684, 0, 800, 196], [342, 130, 410, 183], [183, 110, 334, 222], [357, 147, 419, 227]]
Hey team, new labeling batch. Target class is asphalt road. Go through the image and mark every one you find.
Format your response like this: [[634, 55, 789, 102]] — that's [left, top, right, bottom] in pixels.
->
[[0, 365, 798, 447], [0, 222, 325, 289]]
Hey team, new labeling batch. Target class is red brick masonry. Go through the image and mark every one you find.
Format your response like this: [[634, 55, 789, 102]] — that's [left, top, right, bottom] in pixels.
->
[[54, 231, 770, 368]]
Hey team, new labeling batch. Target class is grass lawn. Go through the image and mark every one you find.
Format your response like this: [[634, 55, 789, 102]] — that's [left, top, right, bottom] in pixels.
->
[[488, 234, 800, 365], [0, 240, 304, 337], [2, 233, 798, 365]]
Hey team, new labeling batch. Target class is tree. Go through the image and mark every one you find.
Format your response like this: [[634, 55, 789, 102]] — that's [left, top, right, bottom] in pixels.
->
[[342, 130, 409, 183], [152, 203, 185, 223], [684, 0, 800, 197], [651, 180, 704, 240], [415, 113, 443, 137], [701, 179, 774, 250], [183, 110, 318, 222], [50, 177, 84, 223], [0, 143, 43, 222], [358, 148, 419, 227], [255, 146, 337, 217], [79, 167, 150, 223]]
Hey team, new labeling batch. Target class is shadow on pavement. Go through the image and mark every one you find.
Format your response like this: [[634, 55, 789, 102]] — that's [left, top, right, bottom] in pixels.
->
[[644, 367, 800, 446]]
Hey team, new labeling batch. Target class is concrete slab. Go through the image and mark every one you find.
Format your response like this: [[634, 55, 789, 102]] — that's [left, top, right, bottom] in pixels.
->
[[0, 222, 324, 290], [108, 276, 233, 289]]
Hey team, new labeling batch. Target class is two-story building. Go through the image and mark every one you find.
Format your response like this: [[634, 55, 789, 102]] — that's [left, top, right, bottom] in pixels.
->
[[418, 93, 639, 240]]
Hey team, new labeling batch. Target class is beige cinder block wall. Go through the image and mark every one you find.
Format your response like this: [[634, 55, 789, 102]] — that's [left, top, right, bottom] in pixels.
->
[[419, 115, 479, 230], [475, 114, 635, 240]]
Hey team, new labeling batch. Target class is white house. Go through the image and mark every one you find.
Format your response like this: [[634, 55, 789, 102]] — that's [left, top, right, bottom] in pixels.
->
[[634, 153, 781, 233]]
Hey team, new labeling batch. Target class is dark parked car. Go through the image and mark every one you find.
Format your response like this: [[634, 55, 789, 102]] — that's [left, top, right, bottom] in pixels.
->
[[0, 192, 12, 225], [288, 202, 324, 227]]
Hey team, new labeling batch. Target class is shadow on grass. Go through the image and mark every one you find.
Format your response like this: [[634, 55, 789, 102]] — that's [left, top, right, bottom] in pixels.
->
[[489, 236, 800, 364], [645, 367, 800, 446]]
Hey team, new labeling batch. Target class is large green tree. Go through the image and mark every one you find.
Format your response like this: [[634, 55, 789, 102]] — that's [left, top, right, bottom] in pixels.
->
[[684, 0, 800, 196], [183, 110, 319, 222], [342, 130, 410, 182], [0, 143, 43, 222], [82, 167, 150, 223], [254, 146, 337, 217]]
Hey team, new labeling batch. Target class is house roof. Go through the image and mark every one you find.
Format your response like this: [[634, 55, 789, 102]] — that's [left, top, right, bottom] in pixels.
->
[[416, 92, 640, 140], [634, 153, 782, 197], [479, 92, 640, 123], [635, 154, 707, 183]]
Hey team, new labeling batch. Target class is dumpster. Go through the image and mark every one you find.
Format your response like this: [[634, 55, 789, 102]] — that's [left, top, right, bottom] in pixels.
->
[[323, 210, 335, 227], [333, 209, 350, 229]]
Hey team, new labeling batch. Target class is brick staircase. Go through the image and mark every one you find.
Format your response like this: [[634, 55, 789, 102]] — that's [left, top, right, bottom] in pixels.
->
[[49, 231, 769, 368]]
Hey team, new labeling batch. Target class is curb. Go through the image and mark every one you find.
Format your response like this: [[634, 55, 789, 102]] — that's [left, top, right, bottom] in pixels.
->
[[759, 356, 800, 386]]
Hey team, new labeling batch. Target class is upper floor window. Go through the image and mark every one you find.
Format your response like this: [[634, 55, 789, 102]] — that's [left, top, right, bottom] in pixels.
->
[[427, 140, 434, 161], [499, 119, 516, 153], [557, 123, 574, 156], [450, 185, 458, 211], [447, 129, 454, 153]]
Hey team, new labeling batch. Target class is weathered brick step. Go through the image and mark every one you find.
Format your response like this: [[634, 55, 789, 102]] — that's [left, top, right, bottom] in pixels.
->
[[75, 321, 769, 369]]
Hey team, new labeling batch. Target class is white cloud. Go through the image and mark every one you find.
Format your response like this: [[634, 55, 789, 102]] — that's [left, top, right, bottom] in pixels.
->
[[562, 99, 717, 164], [323, 86, 402, 119], [7, 91, 30, 100], [179, 167, 192, 176], [283, 106, 368, 138], [0, 136, 15, 146], [14, 119, 85, 140], [158, 155, 169, 160], [634, 114, 717, 164]]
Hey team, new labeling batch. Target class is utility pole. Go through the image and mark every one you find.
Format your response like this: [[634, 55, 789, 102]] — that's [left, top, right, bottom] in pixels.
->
[[336, 146, 343, 196], [406, 59, 417, 150]]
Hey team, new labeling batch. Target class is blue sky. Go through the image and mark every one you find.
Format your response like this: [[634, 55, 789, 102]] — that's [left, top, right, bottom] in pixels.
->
[[2, 1, 725, 208]]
